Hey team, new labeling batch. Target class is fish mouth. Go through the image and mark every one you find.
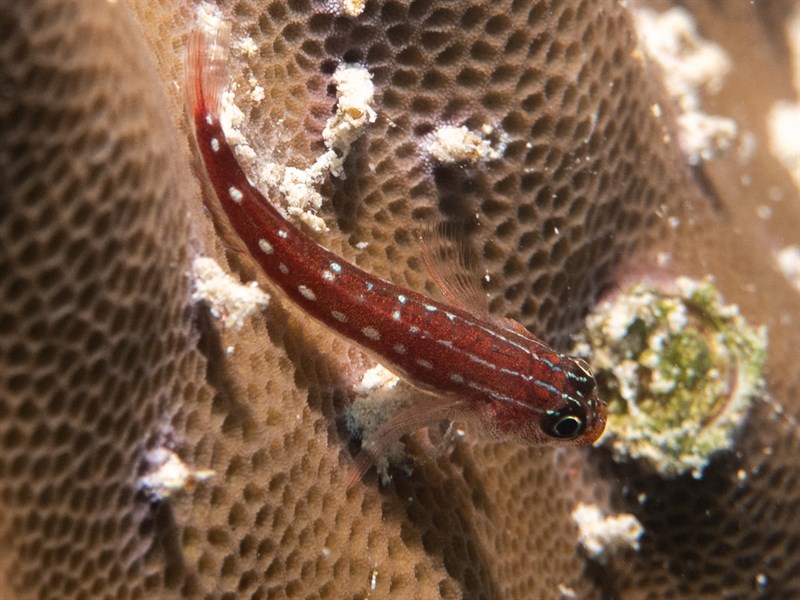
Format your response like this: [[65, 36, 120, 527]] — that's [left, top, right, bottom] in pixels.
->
[[582, 400, 608, 444]]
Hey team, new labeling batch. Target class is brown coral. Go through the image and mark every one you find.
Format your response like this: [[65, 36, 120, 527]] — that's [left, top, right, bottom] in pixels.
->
[[0, 1, 206, 596], [0, 1, 797, 599]]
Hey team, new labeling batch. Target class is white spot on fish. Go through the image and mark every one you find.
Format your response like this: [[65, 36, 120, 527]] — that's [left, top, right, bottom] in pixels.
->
[[279, 263, 289, 274], [393, 343, 406, 354], [416, 359, 433, 369], [229, 187, 243, 203], [330, 262, 342, 273], [409, 326, 420, 334], [298, 285, 316, 301], [278, 229, 288, 239], [331, 311, 348, 323], [258, 239, 273, 254], [446, 312, 457, 322], [450, 374, 464, 384], [210, 138, 220, 153], [322, 270, 336, 282], [365, 281, 374, 292], [361, 326, 380, 340], [205, 114, 214, 125], [424, 305, 437, 312], [392, 310, 401, 321], [397, 294, 407, 304]]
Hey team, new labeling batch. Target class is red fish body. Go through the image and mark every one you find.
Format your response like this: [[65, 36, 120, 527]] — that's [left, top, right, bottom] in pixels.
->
[[187, 24, 605, 467]]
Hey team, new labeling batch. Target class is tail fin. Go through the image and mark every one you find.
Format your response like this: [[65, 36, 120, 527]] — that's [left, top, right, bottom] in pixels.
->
[[186, 18, 232, 120]]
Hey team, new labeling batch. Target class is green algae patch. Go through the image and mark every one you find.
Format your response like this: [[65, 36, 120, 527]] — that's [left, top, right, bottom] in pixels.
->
[[575, 278, 767, 477]]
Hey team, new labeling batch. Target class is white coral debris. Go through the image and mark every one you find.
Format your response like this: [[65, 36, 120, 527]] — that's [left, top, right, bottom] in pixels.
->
[[572, 503, 643, 563], [767, 4, 800, 189], [264, 63, 377, 231], [324, 64, 378, 159], [139, 448, 216, 500], [198, 7, 378, 232], [237, 36, 258, 57], [427, 124, 508, 163], [344, 365, 413, 484], [192, 257, 270, 331], [250, 84, 265, 103], [633, 7, 737, 165], [776, 245, 800, 293], [768, 102, 800, 188], [327, 0, 367, 17], [195, 2, 224, 39], [557, 584, 577, 599], [342, 0, 367, 17], [218, 88, 249, 147], [677, 112, 738, 166]]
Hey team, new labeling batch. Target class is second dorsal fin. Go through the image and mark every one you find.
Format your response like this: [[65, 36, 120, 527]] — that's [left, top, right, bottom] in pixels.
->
[[418, 217, 490, 319]]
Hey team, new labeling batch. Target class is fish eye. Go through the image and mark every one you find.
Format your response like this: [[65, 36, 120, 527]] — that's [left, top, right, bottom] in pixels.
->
[[544, 410, 585, 439]]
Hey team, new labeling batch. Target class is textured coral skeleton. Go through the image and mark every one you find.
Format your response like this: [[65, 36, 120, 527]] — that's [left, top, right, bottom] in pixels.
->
[[0, 0, 798, 599], [187, 17, 607, 483]]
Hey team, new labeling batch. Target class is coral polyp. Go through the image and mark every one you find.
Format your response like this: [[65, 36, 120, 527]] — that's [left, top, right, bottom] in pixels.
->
[[577, 277, 768, 476]]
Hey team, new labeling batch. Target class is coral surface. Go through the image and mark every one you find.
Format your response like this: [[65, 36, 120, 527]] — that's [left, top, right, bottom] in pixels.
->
[[0, 0, 797, 599]]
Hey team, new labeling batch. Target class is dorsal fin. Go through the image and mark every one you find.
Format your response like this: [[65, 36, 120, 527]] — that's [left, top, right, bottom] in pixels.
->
[[418, 218, 490, 318]]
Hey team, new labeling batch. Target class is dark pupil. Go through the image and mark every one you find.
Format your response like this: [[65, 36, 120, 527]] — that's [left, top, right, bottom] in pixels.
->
[[551, 414, 583, 439]]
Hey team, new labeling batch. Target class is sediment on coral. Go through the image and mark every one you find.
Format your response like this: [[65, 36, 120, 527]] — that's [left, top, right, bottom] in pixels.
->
[[1, 0, 797, 598]]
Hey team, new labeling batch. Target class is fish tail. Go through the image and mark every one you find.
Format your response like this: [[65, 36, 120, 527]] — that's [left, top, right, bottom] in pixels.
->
[[186, 18, 231, 121]]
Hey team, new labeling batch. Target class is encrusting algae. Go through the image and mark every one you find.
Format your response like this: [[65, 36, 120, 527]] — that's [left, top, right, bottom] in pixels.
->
[[575, 277, 767, 477]]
